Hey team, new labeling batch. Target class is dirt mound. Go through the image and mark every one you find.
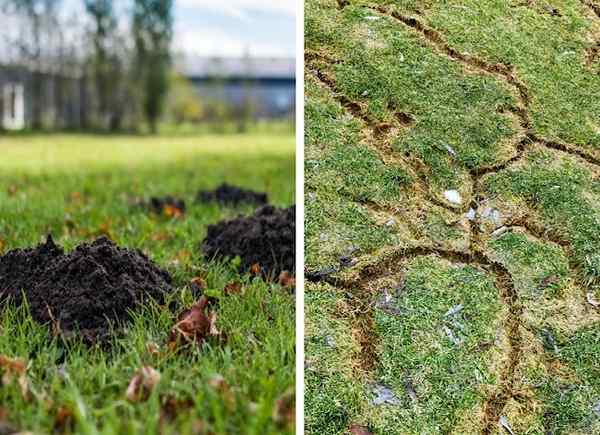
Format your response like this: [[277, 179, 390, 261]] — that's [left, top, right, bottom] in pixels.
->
[[0, 235, 63, 304], [197, 183, 268, 206], [147, 196, 186, 216], [0, 236, 172, 341], [201, 205, 295, 277]]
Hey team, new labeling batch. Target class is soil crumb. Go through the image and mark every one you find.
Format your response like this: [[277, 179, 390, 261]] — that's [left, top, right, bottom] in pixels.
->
[[197, 183, 268, 206], [201, 205, 295, 277], [0, 235, 172, 341]]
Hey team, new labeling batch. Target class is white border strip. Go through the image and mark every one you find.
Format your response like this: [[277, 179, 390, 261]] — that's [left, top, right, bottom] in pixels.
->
[[295, 0, 305, 431]]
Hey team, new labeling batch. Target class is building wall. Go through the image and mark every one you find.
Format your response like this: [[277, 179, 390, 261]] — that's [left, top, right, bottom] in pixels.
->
[[189, 77, 295, 118], [0, 66, 84, 130]]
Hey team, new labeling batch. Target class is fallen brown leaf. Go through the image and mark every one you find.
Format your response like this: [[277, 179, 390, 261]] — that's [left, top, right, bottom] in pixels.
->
[[163, 204, 184, 219], [190, 277, 207, 294], [277, 271, 296, 288], [0, 239, 4, 255], [223, 282, 242, 296], [7, 185, 17, 196], [54, 406, 75, 432], [69, 191, 83, 203], [159, 395, 194, 426], [146, 342, 161, 356], [0, 355, 29, 401], [272, 388, 294, 428], [126, 366, 161, 403], [250, 263, 262, 276], [151, 231, 172, 242], [349, 424, 373, 435], [168, 297, 220, 351]]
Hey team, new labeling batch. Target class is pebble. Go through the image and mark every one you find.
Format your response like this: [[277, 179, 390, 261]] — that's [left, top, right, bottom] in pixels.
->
[[444, 143, 457, 157], [385, 218, 396, 227], [370, 384, 401, 406], [443, 190, 462, 205], [481, 207, 502, 226]]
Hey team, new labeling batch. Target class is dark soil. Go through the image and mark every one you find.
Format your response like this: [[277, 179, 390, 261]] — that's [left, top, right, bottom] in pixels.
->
[[197, 183, 268, 206], [201, 205, 295, 277], [0, 236, 172, 341], [147, 196, 186, 215]]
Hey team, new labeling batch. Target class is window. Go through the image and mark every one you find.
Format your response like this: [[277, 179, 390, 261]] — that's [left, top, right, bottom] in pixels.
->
[[3, 82, 24, 130]]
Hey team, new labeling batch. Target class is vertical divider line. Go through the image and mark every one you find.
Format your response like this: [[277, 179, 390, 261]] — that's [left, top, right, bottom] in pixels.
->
[[295, 0, 306, 432]]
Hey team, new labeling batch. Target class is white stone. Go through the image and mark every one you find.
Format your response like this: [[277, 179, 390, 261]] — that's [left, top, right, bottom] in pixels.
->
[[443, 190, 462, 205]]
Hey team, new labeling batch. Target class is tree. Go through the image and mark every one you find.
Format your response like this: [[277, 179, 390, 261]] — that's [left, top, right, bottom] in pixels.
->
[[132, 0, 173, 133], [84, 0, 119, 129]]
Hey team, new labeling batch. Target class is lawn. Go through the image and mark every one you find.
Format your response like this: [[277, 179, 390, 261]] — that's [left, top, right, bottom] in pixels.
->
[[305, 0, 600, 434], [0, 132, 295, 434]]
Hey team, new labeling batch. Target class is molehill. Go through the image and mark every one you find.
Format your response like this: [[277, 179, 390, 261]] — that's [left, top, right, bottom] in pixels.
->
[[0, 235, 172, 341], [202, 205, 295, 277], [197, 183, 268, 206]]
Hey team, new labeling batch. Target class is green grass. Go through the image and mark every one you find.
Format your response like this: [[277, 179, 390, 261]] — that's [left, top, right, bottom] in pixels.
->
[[305, 0, 600, 433], [0, 132, 295, 434]]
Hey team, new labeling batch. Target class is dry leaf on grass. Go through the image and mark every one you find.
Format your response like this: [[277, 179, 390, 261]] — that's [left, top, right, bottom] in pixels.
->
[[126, 366, 161, 402], [250, 263, 262, 276], [277, 271, 296, 288], [146, 342, 161, 356], [54, 406, 75, 432], [223, 282, 242, 296], [168, 296, 220, 351], [163, 204, 184, 219], [272, 388, 295, 428], [159, 395, 194, 425], [190, 277, 207, 295], [0, 355, 30, 401], [0, 239, 4, 255]]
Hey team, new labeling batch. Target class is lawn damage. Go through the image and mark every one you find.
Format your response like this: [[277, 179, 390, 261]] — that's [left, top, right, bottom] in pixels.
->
[[0, 235, 173, 342], [305, 0, 600, 433], [202, 205, 296, 278]]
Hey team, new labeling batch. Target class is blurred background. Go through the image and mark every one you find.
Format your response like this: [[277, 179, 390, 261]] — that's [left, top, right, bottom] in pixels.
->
[[0, 0, 295, 135]]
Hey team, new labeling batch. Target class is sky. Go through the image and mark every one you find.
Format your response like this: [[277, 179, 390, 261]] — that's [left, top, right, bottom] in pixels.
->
[[174, 0, 296, 58], [55, 0, 296, 58]]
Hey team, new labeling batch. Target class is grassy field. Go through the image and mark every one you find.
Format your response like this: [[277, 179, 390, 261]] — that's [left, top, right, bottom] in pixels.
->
[[0, 132, 295, 434], [305, 0, 600, 434]]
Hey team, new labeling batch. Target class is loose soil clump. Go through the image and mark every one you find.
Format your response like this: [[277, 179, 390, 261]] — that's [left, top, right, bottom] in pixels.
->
[[0, 236, 173, 341], [201, 205, 295, 277], [197, 183, 268, 206]]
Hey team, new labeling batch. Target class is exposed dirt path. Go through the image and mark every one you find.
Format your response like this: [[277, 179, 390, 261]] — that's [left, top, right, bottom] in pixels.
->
[[307, 2, 600, 431]]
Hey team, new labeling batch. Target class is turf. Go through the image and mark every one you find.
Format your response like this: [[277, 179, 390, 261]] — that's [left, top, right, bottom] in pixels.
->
[[0, 132, 295, 434], [304, 1, 600, 433]]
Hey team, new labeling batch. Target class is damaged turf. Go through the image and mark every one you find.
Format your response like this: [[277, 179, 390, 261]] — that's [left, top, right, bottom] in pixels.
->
[[0, 235, 172, 341], [202, 205, 295, 277], [197, 183, 268, 206]]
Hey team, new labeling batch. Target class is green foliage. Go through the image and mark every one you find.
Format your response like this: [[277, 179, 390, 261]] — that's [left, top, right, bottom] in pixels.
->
[[167, 74, 204, 124], [133, 0, 174, 133]]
